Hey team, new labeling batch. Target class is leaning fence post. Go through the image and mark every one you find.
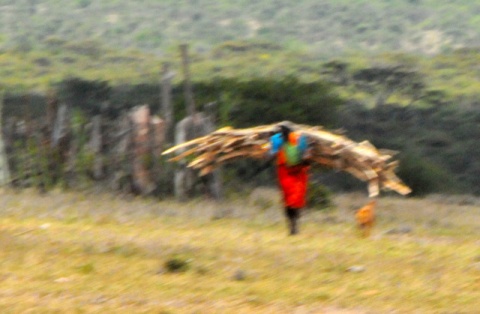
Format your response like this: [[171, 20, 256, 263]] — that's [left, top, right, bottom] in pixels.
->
[[161, 62, 175, 142], [0, 92, 11, 185]]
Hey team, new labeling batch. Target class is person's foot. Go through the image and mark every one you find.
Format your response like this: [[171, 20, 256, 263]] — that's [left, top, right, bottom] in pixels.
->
[[285, 207, 300, 235], [289, 220, 299, 235]]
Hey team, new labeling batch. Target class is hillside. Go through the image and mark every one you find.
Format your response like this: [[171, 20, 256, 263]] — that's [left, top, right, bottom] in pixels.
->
[[1, 0, 480, 56]]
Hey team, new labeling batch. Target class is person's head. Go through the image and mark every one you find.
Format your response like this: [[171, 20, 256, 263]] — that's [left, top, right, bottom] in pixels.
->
[[279, 123, 292, 140]]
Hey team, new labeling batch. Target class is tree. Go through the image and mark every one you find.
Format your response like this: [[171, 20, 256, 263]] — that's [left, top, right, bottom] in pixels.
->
[[352, 64, 425, 107]]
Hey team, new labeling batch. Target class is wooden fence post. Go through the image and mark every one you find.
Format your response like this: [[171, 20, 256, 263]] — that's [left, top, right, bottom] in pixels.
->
[[174, 44, 223, 200], [130, 105, 155, 195], [180, 44, 196, 117], [0, 93, 11, 185], [161, 62, 175, 142], [89, 114, 104, 179]]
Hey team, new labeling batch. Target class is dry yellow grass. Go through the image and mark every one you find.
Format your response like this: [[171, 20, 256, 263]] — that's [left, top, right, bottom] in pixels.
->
[[0, 188, 479, 313]]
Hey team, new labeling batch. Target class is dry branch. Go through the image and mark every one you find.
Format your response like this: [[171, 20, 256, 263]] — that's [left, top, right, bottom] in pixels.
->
[[163, 121, 411, 197]]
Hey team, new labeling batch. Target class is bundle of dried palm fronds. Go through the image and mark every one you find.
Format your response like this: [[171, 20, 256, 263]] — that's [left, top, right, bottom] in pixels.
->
[[162, 121, 411, 197]]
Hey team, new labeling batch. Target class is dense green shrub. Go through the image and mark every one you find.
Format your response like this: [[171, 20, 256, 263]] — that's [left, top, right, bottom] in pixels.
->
[[226, 76, 342, 128], [397, 153, 455, 197], [307, 181, 334, 210], [56, 78, 111, 114]]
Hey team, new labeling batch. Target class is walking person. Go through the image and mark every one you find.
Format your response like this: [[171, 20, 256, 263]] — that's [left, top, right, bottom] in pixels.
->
[[269, 123, 311, 235]]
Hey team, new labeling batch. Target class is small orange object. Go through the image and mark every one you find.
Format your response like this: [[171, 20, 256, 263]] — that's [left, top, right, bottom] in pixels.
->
[[355, 199, 376, 237]]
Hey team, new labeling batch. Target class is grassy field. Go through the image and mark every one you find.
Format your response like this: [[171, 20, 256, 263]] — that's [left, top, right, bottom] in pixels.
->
[[0, 188, 479, 313]]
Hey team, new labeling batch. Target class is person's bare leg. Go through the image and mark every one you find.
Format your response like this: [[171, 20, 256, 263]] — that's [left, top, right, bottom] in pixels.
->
[[285, 207, 300, 235]]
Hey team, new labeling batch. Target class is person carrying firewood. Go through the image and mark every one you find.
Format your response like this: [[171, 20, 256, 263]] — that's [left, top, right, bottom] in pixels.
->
[[162, 121, 411, 235], [269, 123, 311, 235]]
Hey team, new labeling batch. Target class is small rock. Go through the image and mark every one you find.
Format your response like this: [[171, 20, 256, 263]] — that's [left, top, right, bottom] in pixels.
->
[[347, 265, 366, 273], [54, 277, 73, 283], [90, 295, 108, 305], [40, 223, 51, 230], [385, 225, 413, 235], [232, 269, 247, 281]]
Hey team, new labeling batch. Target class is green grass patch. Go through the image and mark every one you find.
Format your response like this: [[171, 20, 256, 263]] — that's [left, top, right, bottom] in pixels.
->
[[0, 189, 478, 312]]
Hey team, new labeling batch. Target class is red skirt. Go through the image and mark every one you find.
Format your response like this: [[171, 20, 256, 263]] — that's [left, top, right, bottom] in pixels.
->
[[277, 163, 309, 209]]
